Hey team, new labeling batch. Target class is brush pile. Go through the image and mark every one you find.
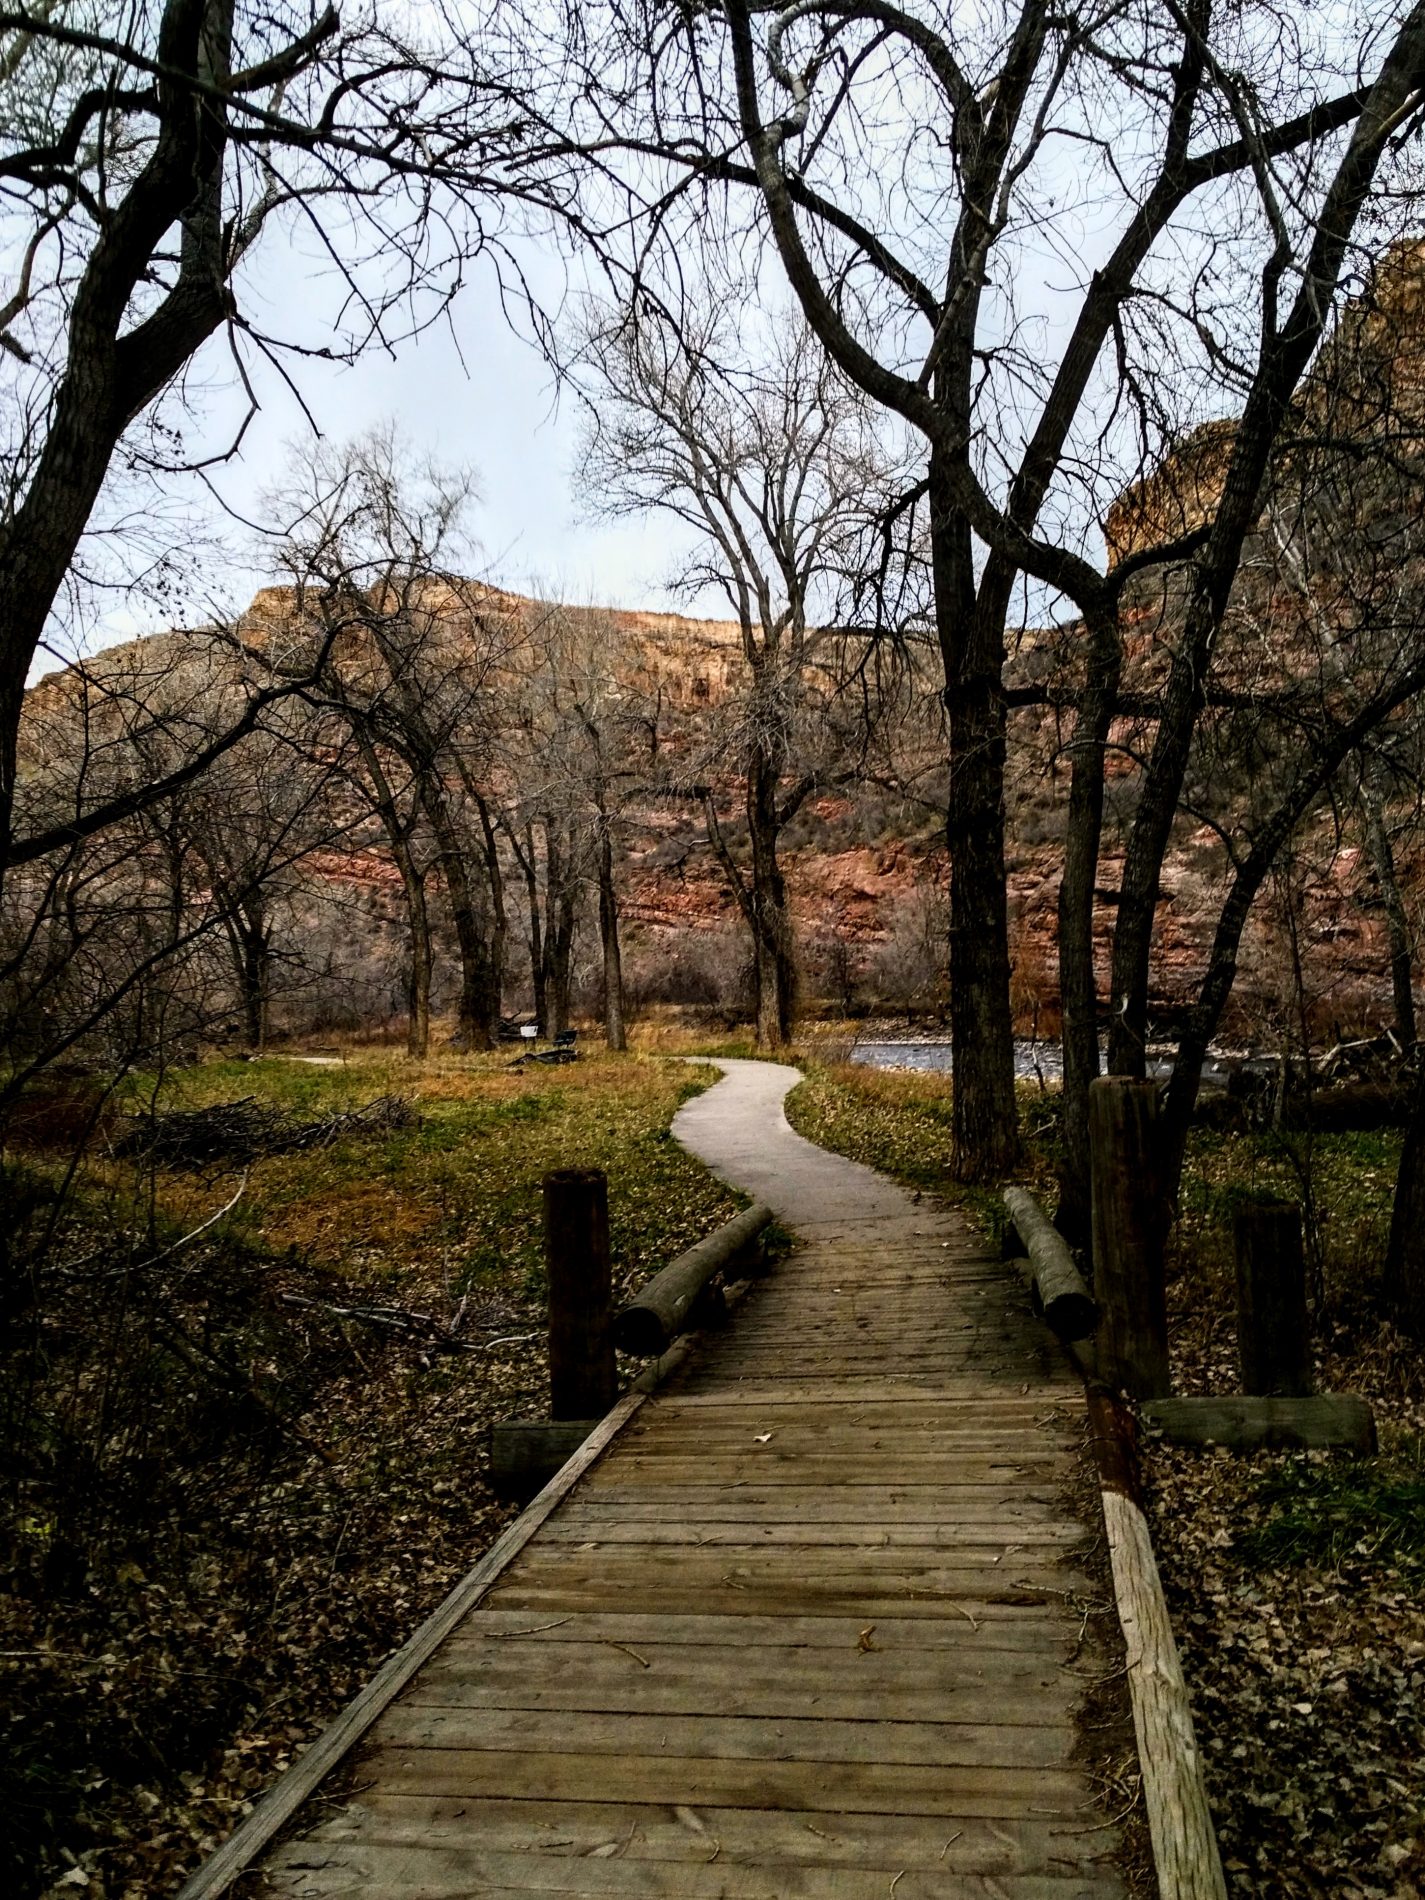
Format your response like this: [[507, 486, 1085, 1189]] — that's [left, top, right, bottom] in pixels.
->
[[118, 1093, 416, 1169]]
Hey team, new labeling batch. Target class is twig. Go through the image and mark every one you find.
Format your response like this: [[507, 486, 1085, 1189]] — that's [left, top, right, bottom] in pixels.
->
[[477, 1618, 570, 1640], [606, 1641, 652, 1668]]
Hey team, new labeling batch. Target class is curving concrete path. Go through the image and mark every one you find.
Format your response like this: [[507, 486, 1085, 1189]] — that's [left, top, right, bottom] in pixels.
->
[[674, 1057, 914, 1233]]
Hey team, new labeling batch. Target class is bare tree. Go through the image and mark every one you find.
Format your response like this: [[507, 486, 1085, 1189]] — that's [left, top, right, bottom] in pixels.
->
[[580, 300, 898, 1047], [498, 602, 654, 1048], [265, 431, 518, 1050]]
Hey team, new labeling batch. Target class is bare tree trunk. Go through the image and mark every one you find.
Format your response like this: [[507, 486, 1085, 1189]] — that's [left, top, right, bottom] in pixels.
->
[[473, 791, 508, 1034], [392, 848, 433, 1058], [1384, 1064, 1425, 1335], [227, 897, 270, 1053], [515, 822, 546, 1031], [352, 730, 432, 1058], [598, 824, 626, 1051], [241, 928, 269, 1052], [1056, 607, 1124, 1241], [541, 819, 577, 1039], [930, 452, 1020, 1181], [746, 746, 795, 1049], [1360, 760, 1416, 1048], [423, 783, 495, 1051]]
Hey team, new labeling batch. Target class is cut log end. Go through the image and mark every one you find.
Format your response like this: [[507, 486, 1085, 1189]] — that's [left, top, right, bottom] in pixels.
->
[[612, 1307, 670, 1357]]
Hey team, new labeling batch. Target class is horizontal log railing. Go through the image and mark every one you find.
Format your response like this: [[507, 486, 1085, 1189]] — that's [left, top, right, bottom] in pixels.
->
[[1002, 1185, 1099, 1341], [613, 1201, 774, 1356]]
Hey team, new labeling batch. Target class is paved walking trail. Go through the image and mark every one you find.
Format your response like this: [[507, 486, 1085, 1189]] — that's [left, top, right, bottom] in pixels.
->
[[257, 1059, 1126, 1898]]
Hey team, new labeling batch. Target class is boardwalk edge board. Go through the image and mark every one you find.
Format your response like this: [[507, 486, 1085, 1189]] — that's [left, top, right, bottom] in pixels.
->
[[1086, 1392, 1228, 1900], [174, 1322, 717, 1900]]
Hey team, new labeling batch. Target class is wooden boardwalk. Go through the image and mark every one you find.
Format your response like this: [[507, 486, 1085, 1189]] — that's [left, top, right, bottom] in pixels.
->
[[249, 1064, 1127, 1899]]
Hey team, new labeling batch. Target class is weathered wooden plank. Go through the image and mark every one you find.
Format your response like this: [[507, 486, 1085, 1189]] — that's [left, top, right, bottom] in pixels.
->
[[402, 1664, 1080, 1727], [480, 1585, 1084, 1622], [265, 1838, 1125, 1898], [417, 1638, 1072, 1694], [281, 1799, 1111, 1876], [557, 1493, 1068, 1523], [356, 1747, 1093, 1817], [608, 1451, 1079, 1474], [496, 1552, 1090, 1597], [490, 1420, 601, 1501], [653, 1382, 1055, 1404], [621, 1420, 1071, 1443], [375, 1704, 1081, 1768], [539, 1520, 1086, 1548], [645, 1394, 1061, 1415], [455, 1609, 1078, 1652], [1140, 1395, 1375, 1452], [1103, 1487, 1224, 1900]]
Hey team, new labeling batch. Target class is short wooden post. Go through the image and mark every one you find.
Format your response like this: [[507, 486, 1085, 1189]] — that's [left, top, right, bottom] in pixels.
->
[[543, 1168, 617, 1420], [1233, 1198, 1311, 1397], [1089, 1077, 1169, 1398]]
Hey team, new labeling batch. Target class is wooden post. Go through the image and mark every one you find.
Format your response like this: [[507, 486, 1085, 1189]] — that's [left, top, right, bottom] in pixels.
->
[[543, 1168, 617, 1420], [1089, 1076, 1169, 1398], [1233, 1198, 1311, 1397]]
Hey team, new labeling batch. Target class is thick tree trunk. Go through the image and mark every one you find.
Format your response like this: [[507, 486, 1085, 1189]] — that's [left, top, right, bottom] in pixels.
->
[[0, 0, 232, 884], [1384, 1065, 1425, 1335], [598, 825, 626, 1052], [930, 453, 1019, 1181], [474, 793, 508, 1035], [746, 748, 795, 1049], [1057, 607, 1124, 1241], [240, 930, 269, 1052], [518, 823, 546, 1032], [423, 786, 495, 1051], [544, 920, 574, 1039], [227, 898, 270, 1053], [352, 731, 431, 1058]]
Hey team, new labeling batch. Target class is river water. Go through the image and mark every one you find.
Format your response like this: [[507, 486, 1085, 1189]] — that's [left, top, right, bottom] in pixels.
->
[[849, 1039, 1256, 1090], [849, 1038, 1067, 1081]]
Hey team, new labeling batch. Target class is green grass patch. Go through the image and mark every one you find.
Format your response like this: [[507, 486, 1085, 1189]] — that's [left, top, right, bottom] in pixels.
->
[[785, 1058, 1062, 1228], [1237, 1437, 1425, 1577], [124, 1050, 743, 1305]]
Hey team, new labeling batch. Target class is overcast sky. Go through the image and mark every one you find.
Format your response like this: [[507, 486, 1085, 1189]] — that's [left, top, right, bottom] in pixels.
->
[[34, 239, 712, 682]]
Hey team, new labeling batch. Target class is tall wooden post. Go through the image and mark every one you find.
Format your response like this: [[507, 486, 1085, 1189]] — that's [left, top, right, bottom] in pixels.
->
[[1233, 1198, 1311, 1397], [543, 1168, 617, 1420], [1089, 1077, 1169, 1398]]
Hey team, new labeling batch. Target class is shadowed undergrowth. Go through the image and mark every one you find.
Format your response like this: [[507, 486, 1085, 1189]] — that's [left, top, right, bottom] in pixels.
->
[[1, 1048, 736, 1898]]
